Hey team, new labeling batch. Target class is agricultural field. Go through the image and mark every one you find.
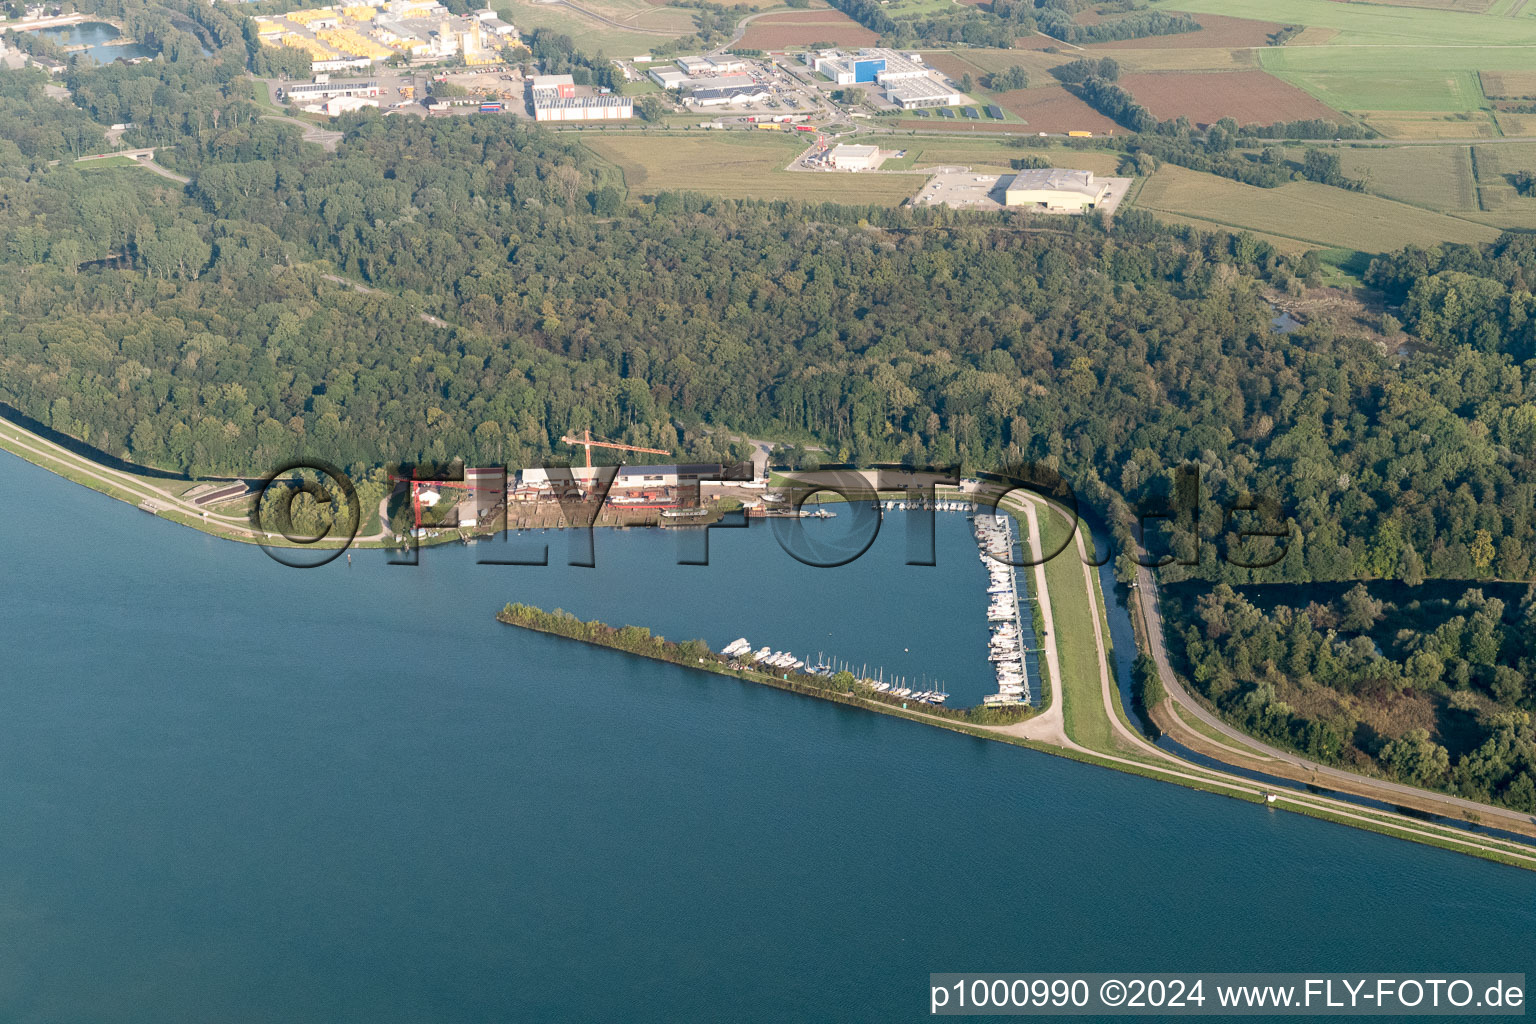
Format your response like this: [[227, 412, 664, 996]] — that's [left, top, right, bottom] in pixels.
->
[[1495, 110, 1536, 134], [1480, 70, 1536, 98], [880, 139, 1124, 175], [1358, 112, 1498, 138], [1332, 144, 1477, 211], [579, 132, 921, 204], [736, 10, 878, 49], [1264, 140, 1536, 229], [498, 0, 693, 55], [926, 48, 1074, 83], [1260, 61, 1493, 113], [1150, 0, 1536, 45], [1119, 70, 1344, 126], [983, 84, 1123, 135], [1081, 12, 1287, 48], [1089, 47, 1259, 73], [1130, 163, 1501, 252], [1330, 0, 1495, 10], [1471, 141, 1536, 205]]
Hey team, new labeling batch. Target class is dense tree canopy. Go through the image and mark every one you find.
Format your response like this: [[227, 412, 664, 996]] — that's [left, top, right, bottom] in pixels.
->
[[1179, 583, 1536, 812], [4, 4, 1536, 609]]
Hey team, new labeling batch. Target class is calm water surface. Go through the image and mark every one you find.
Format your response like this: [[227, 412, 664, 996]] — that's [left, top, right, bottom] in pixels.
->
[[34, 22, 157, 62], [1, 454, 1532, 1022]]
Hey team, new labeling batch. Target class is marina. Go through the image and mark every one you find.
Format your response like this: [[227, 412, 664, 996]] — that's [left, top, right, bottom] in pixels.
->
[[973, 512, 1039, 708], [718, 637, 950, 704]]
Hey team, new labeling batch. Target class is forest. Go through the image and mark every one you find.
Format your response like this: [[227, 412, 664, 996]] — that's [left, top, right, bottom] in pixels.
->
[[1177, 584, 1536, 813], [7, 60, 1536, 601], [1, 4, 1536, 573], [826, 0, 1197, 49]]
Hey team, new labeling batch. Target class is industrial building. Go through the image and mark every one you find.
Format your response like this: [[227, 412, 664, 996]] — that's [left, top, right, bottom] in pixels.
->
[[461, 467, 507, 525], [687, 84, 769, 108], [517, 465, 727, 491], [472, 8, 517, 36], [648, 67, 689, 89], [885, 76, 965, 108], [675, 54, 747, 75], [285, 78, 381, 101], [305, 94, 379, 115], [649, 66, 760, 98], [530, 75, 633, 121], [1003, 169, 1110, 211], [809, 48, 930, 86], [252, 0, 512, 69], [529, 73, 576, 98], [827, 143, 881, 171]]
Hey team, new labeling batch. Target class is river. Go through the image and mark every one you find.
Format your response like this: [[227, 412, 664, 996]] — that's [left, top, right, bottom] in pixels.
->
[[0, 453, 1532, 1022]]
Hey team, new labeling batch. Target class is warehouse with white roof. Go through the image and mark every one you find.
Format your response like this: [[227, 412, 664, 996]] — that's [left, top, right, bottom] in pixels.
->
[[1003, 169, 1110, 211]]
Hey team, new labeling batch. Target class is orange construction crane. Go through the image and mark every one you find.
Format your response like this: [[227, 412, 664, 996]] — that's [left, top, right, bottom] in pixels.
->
[[559, 428, 670, 468]]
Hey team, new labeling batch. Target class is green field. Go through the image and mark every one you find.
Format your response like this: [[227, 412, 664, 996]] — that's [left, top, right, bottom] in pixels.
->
[[879, 138, 1123, 174], [1132, 163, 1501, 252], [1266, 68, 1485, 112], [496, 0, 696, 56], [1144, 0, 1536, 131], [1152, 0, 1536, 45], [75, 156, 140, 170], [580, 131, 921, 204]]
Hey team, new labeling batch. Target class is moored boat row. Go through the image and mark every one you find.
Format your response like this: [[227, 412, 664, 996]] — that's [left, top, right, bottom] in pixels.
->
[[976, 514, 1030, 706], [715, 638, 948, 704]]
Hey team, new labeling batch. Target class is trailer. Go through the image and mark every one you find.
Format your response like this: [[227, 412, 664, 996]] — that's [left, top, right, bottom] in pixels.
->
[[480, 102, 503, 112]]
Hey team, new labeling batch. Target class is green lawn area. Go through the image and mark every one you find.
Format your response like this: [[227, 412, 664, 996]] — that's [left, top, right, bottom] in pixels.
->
[[76, 156, 139, 170], [580, 131, 921, 204], [1035, 506, 1129, 755], [883, 0, 956, 16]]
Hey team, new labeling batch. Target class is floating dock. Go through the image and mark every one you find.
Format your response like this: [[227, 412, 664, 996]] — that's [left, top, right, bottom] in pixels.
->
[[975, 513, 1036, 707]]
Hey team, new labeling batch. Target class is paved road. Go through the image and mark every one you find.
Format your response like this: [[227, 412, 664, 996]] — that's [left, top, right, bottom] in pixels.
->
[[76, 148, 191, 183], [1015, 497, 1067, 744], [135, 155, 190, 184], [0, 417, 261, 536], [260, 113, 343, 152], [1134, 563, 1536, 831]]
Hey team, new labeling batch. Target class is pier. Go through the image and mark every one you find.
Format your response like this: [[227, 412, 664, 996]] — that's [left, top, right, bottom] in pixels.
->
[[974, 512, 1037, 707]]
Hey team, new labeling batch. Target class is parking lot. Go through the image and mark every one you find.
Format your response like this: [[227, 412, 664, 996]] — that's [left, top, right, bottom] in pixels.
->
[[914, 171, 1134, 216], [915, 171, 1011, 210]]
